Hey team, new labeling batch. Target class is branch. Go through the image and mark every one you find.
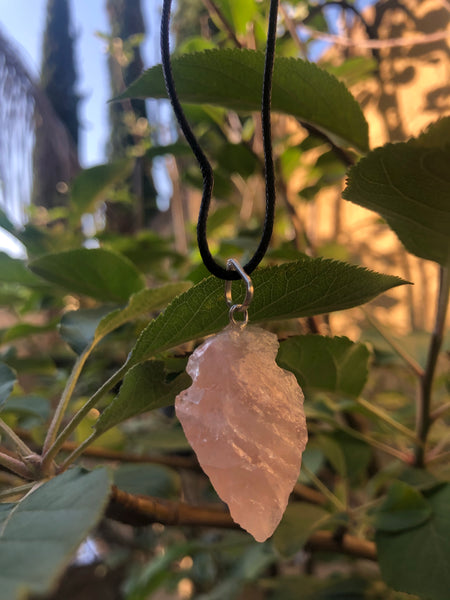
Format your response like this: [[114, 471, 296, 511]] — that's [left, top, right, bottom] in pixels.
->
[[201, 0, 242, 48], [0, 451, 33, 480], [293, 482, 327, 505], [107, 485, 234, 528], [415, 266, 450, 466], [431, 401, 450, 422], [15, 427, 327, 505], [301, 464, 346, 511], [58, 442, 199, 470], [279, 4, 307, 58], [300, 122, 355, 166], [362, 309, 424, 378], [106, 487, 376, 560], [305, 530, 376, 561], [0, 418, 34, 457]]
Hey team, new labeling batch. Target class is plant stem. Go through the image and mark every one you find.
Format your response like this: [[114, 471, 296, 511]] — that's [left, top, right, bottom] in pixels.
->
[[356, 397, 418, 441], [0, 451, 32, 479], [430, 401, 450, 422], [57, 432, 98, 472], [337, 423, 410, 462], [0, 418, 33, 456], [415, 266, 450, 467], [0, 482, 35, 501], [362, 309, 424, 377], [41, 363, 127, 471], [107, 487, 376, 560], [308, 421, 410, 462], [57, 440, 199, 469], [42, 347, 91, 456], [201, 0, 242, 48], [301, 464, 346, 512]]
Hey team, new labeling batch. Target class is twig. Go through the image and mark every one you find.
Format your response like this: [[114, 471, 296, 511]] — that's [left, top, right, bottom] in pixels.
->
[[293, 482, 327, 505], [201, 0, 242, 48], [301, 464, 346, 511], [415, 266, 450, 467], [57, 441, 199, 470], [363, 309, 424, 378], [356, 397, 418, 442], [42, 347, 91, 457], [0, 482, 35, 501], [107, 486, 376, 560], [298, 23, 450, 49], [0, 451, 32, 480], [305, 530, 376, 561], [42, 363, 128, 471], [107, 485, 234, 528], [279, 4, 307, 58], [0, 418, 33, 457], [301, 122, 355, 166], [337, 423, 410, 462], [55, 441, 328, 506], [308, 420, 410, 463], [431, 401, 450, 422], [426, 449, 450, 466]]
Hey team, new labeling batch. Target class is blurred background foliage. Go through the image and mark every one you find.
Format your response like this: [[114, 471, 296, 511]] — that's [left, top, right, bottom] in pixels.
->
[[0, 0, 449, 599]]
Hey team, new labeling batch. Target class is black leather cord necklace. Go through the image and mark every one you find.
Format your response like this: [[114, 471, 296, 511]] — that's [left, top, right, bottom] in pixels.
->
[[160, 0, 279, 281]]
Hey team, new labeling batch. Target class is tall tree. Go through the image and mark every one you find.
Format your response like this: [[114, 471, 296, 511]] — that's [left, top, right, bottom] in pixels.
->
[[33, 0, 79, 208], [106, 0, 158, 233]]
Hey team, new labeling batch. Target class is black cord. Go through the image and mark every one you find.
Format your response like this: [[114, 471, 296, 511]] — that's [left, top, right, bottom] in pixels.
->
[[161, 0, 279, 280]]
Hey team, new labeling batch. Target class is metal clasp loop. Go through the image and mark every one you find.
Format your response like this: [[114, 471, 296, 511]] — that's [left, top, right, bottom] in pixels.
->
[[224, 259, 254, 328]]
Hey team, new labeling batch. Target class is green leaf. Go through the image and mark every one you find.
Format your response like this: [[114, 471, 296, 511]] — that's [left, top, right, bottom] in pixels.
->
[[95, 283, 192, 341], [0, 362, 16, 410], [118, 49, 369, 153], [113, 464, 179, 498], [124, 542, 195, 600], [343, 120, 450, 265], [412, 116, 450, 149], [264, 575, 371, 600], [128, 258, 406, 366], [314, 433, 372, 485], [60, 283, 191, 354], [0, 467, 111, 600], [277, 335, 370, 397], [217, 142, 259, 178], [60, 306, 117, 354], [146, 142, 191, 161], [374, 481, 432, 533], [0, 252, 42, 287], [213, 0, 258, 36], [95, 361, 190, 435], [70, 159, 132, 218], [0, 209, 17, 237], [2, 318, 60, 343], [376, 483, 450, 600], [273, 503, 331, 557], [29, 248, 145, 302], [0, 395, 50, 423]]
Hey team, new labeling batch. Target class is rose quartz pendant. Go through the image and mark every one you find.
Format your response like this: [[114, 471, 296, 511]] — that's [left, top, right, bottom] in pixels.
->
[[175, 324, 308, 542]]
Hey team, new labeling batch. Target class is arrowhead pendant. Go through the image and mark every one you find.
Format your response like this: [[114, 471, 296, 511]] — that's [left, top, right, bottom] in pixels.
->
[[175, 324, 308, 542]]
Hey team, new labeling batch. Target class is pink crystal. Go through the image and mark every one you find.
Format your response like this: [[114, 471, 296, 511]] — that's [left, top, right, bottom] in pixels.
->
[[175, 325, 307, 542]]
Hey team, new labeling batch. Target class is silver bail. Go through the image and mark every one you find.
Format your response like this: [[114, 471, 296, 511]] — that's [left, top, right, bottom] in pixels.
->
[[224, 259, 254, 328]]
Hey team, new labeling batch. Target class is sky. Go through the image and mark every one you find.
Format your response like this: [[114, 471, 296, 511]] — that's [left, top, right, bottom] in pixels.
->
[[0, 0, 375, 257], [1, 0, 162, 167], [0, 0, 165, 255]]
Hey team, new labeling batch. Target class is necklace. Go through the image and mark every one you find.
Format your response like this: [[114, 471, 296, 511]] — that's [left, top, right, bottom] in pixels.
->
[[160, 0, 307, 542]]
